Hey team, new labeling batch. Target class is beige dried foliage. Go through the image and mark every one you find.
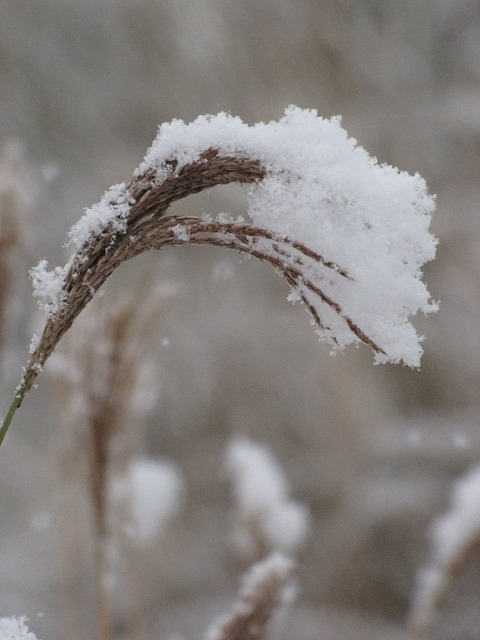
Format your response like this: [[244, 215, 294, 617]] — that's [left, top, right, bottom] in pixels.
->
[[51, 278, 174, 640], [54, 279, 172, 519], [0, 142, 28, 356]]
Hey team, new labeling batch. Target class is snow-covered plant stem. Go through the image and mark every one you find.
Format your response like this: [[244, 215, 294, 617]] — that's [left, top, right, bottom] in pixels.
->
[[225, 438, 309, 561], [0, 107, 437, 445], [408, 466, 480, 640], [204, 553, 295, 640]]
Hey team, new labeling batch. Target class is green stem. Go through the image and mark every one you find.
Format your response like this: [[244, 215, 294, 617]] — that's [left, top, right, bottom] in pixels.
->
[[0, 390, 23, 448]]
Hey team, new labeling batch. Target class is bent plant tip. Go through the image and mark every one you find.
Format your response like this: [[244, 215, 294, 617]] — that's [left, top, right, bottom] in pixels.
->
[[0, 107, 437, 448]]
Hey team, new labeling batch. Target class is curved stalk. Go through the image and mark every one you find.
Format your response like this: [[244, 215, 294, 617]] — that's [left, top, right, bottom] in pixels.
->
[[0, 147, 386, 447]]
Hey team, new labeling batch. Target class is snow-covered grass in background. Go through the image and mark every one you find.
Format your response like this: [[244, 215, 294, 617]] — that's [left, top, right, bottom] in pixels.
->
[[110, 457, 185, 546], [409, 466, 480, 639], [204, 553, 295, 640], [225, 438, 309, 559], [0, 617, 39, 640]]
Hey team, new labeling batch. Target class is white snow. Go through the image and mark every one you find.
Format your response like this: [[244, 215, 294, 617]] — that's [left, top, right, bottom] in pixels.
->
[[31, 107, 437, 365], [28, 332, 40, 356], [431, 466, 480, 569], [0, 617, 39, 640], [110, 457, 184, 546], [29, 183, 132, 318], [171, 223, 191, 242], [29, 260, 68, 318], [67, 182, 132, 252], [225, 438, 309, 557], [139, 106, 437, 365], [239, 552, 295, 602], [204, 553, 295, 640], [410, 465, 480, 632]]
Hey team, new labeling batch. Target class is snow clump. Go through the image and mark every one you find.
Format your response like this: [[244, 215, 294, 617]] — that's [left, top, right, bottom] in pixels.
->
[[140, 106, 437, 365], [225, 438, 309, 558], [0, 617, 40, 640]]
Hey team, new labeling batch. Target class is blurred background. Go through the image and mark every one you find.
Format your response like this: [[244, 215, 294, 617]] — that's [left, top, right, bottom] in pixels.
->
[[0, 1, 479, 639]]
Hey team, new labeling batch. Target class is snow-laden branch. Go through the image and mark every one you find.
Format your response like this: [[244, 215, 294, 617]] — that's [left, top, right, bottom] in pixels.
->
[[1, 106, 437, 445]]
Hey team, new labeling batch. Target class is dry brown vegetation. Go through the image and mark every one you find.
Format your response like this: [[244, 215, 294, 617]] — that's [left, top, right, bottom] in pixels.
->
[[51, 281, 173, 640]]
